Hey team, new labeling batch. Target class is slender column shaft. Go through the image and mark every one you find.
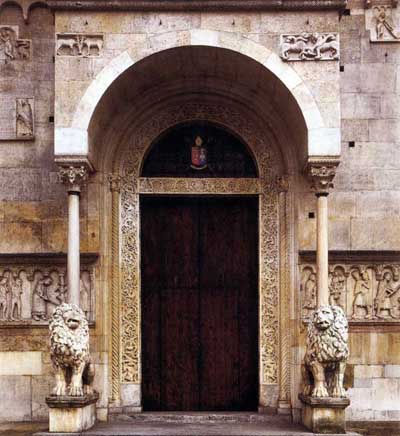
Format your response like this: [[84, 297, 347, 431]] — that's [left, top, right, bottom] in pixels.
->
[[68, 188, 81, 306], [316, 193, 329, 306]]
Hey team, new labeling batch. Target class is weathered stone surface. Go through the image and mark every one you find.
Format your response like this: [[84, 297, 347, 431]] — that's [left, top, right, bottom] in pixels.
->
[[0, 375, 31, 421], [0, 351, 42, 375]]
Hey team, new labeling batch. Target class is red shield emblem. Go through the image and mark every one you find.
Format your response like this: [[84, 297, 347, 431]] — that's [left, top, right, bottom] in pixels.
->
[[191, 136, 207, 170]]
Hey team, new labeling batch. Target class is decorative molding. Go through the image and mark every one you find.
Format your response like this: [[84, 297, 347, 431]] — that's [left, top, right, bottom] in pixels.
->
[[366, 5, 400, 42], [306, 161, 339, 194], [300, 260, 400, 323], [280, 33, 339, 61], [0, 262, 95, 326], [47, 0, 348, 12], [117, 101, 281, 386], [0, 25, 31, 61], [138, 177, 260, 194], [56, 33, 103, 57]]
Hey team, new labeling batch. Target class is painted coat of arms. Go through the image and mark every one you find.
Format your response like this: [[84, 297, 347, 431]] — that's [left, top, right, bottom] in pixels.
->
[[191, 136, 207, 170]]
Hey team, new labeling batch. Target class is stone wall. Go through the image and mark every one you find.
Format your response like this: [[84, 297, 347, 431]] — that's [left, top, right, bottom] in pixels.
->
[[0, 0, 399, 424]]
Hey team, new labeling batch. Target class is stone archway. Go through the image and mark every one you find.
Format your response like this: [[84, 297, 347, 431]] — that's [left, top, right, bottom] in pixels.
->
[[107, 93, 292, 412]]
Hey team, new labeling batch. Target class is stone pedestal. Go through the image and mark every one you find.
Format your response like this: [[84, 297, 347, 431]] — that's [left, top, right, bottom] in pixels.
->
[[46, 393, 99, 433], [299, 393, 350, 434]]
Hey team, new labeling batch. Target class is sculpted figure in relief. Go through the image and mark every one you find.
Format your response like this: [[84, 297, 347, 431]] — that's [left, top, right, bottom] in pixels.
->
[[352, 269, 373, 319], [329, 270, 346, 309], [303, 306, 349, 398], [374, 6, 400, 40], [9, 276, 23, 321], [280, 32, 339, 61], [0, 27, 15, 59], [49, 303, 95, 396], [0, 276, 10, 320], [16, 99, 33, 138], [375, 271, 399, 319], [32, 276, 52, 321], [302, 271, 317, 316]]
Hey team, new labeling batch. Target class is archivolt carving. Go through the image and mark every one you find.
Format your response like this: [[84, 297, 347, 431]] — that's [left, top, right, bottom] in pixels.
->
[[117, 101, 281, 385]]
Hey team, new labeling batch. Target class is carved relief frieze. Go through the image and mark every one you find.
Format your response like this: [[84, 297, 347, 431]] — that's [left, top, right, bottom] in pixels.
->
[[117, 101, 281, 386], [280, 32, 339, 61], [56, 34, 103, 57], [0, 263, 95, 326], [300, 262, 400, 322], [0, 25, 31, 61], [0, 98, 34, 141], [366, 6, 400, 42]]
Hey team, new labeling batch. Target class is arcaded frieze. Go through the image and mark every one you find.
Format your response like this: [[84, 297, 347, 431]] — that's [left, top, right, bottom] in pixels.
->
[[280, 32, 339, 61], [300, 255, 400, 323], [0, 258, 96, 326]]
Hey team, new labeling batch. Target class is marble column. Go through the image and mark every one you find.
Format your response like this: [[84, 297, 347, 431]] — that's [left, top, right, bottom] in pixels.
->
[[58, 166, 88, 306], [309, 163, 338, 308]]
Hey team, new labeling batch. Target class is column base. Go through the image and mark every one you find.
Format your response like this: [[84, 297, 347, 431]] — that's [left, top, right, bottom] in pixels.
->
[[299, 393, 350, 434], [46, 392, 99, 433]]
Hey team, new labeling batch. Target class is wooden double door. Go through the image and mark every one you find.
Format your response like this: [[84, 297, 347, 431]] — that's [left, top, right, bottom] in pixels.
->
[[140, 196, 259, 411]]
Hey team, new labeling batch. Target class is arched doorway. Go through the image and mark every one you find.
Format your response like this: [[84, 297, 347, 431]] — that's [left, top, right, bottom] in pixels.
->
[[140, 121, 259, 411]]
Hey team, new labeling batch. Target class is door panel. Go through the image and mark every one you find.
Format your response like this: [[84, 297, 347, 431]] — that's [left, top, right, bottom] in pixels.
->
[[141, 196, 258, 411]]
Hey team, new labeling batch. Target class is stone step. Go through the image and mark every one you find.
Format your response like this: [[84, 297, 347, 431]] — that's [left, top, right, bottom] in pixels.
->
[[110, 412, 292, 424], [35, 419, 362, 436]]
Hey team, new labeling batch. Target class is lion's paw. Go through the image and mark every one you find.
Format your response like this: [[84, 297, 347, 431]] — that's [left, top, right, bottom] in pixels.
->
[[331, 385, 346, 398], [312, 385, 329, 398], [69, 384, 84, 396]]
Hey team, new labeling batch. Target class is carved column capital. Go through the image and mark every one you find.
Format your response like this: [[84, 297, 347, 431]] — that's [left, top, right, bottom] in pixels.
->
[[58, 166, 88, 193], [108, 174, 122, 193], [307, 161, 339, 195], [276, 174, 290, 193]]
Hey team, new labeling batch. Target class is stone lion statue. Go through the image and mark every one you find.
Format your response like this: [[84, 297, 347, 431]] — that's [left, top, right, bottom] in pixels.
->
[[49, 303, 95, 396], [303, 305, 349, 398]]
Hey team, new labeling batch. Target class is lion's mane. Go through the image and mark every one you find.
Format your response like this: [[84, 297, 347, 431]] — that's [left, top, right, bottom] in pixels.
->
[[49, 303, 90, 369], [305, 305, 349, 365]]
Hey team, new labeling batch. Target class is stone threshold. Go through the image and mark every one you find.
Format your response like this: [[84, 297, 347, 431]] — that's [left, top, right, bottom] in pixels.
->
[[35, 417, 362, 436]]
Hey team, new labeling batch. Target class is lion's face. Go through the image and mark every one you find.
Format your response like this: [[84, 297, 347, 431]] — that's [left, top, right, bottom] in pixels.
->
[[313, 306, 334, 331], [63, 309, 82, 330]]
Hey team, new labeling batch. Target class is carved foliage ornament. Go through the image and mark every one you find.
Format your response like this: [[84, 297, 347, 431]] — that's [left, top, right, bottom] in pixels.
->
[[280, 32, 339, 61], [0, 25, 31, 61], [308, 164, 338, 194], [58, 166, 88, 188], [116, 101, 281, 385], [56, 34, 104, 57]]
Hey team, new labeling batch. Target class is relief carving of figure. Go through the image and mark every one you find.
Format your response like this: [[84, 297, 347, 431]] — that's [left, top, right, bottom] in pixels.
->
[[302, 271, 317, 315], [32, 276, 52, 321], [16, 99, 33, 137], [375, 271, 399, 319], [0, 27, 15, 59], [9, 276, 23, 321], [80, 277, 90, 320], [374, 6, 400, 40], [329, 270, 346, 309], [0, 276, 10, 320], [352, 269, 373, 319], [308, 33, 339, 60]]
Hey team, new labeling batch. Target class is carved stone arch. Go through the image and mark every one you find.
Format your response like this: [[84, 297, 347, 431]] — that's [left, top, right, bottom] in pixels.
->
[[109, 96, 293, 411]]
